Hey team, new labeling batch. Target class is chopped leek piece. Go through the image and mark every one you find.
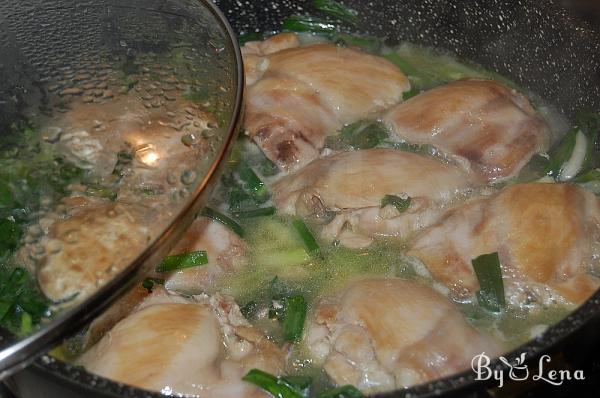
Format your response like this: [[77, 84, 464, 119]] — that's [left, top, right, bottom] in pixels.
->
[[325, 120, 388, 150], [316, 385, 363, 398], [240, 300, 259, 319], [332, 33, 382, 53], [573, 168, 600, 183], [242, 369, 304, 398], [471, 252, 506, 312], [381, 195, 411, 213], [239, 164, 270, 203], [281, 375, 313, 390], [155, 251, 208, 273], [282, 15, 337, 34], [313, 0, 359, 26], [281, 295, 307, 342], [233, 206, 276, 218], [292, 219, 320, 256], [402, 88, 420, 101], [201, 207, 245, 237], [239, 31, 264, 45]]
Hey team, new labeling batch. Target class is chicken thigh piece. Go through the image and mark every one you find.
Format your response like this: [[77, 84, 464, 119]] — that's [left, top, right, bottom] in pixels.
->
[[383, 79, 551, 181], [34, 198, 153, 303], [408, 183, 600, 307], [78, 288, 284, 397], [306, 278, 500, 393], [272, 148, 477, 248], [162, 216, 247, 294], [243, 33, 410, 172]]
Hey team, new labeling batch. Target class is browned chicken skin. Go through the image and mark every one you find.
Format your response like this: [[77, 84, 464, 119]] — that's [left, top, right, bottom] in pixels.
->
[[384, 79, 551, 181], [408, 183, 600, 307], [79, 289, 284, 397], [243, 33, 410, 172], [306, 278, 501, 393]]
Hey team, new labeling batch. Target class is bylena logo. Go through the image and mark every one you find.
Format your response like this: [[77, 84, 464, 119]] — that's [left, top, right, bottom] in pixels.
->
[[471, 352, 585, 388]]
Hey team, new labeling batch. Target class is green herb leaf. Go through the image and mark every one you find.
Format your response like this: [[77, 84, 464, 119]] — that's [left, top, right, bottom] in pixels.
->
[[201, 207, 245, 237], [292, 219, 320, 256], [471, 252, 506, 312], [381, 195, 411, 213], [281, 295, 308, 342], [316, 385, 363, 398], [242, 369, 304, 398], [155, 251, 208, 273], [313, 0, 359, 26]]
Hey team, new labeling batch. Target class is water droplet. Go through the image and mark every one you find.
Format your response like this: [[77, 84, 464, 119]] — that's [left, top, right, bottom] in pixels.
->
[[181, 133, 198, 147], [181, 170, 197, 185]]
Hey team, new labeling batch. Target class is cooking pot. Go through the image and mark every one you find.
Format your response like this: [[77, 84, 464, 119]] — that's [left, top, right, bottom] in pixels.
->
[[7, 0, 600, 397]]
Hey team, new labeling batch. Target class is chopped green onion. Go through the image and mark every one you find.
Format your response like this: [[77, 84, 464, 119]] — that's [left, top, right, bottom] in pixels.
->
[[86, 186, 118, 201], [402, 88, 420, 101], [313, 0, 359, 26], [471, 252, 506, 312], [384, 53, 420, 76], [282, 15, 338, 34], [19, 312, 33, 336], [142, 277, 165, 291], [292, 219, 320, 256], [242, 369, 304, 398], [155, 251, 208, 273], [240, 300, 259, 319], [233, 206, 276, 218], [239, 164, 270, 203], [325, 120, 388, 151], [281, 295, 307, 342], [332, 33, 382, 53], [316, 385, 363, 398], [201, 207, 245, 237], [381, 195, 411, 213], [281, 375, 313, 390], [239, 31, 264, 45], [259, 157, 280, 177], [0, 218, 23, 257], [573, 168, 600, 183]]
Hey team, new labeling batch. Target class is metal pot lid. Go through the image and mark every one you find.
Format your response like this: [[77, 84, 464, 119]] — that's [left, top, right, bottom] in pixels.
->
[[0, 0, 243, 378]]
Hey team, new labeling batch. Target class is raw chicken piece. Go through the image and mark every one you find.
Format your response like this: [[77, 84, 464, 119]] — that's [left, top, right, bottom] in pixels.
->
[[305, 278, 500, 393], [272, 148, 478, 248], [408, 183, 600, 307], [163, 216, 247, 294], [78, 288, 284, 397], [243, 33, 410, 172], [384, 79, 551, 181]]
